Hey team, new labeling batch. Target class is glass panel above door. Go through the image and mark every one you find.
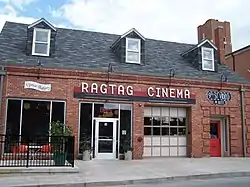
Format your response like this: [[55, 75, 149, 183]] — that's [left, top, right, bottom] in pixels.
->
[[94, 103, 119, 118]]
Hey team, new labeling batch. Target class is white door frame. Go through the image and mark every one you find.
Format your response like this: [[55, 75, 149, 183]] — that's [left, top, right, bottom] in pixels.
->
[[95, 118, 117, 159]]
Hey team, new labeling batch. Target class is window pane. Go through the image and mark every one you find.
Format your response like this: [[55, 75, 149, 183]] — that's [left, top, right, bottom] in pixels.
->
[[144, 117, 151, 126], [34, 43, 48, 54], [144, 127, 152, 135], [51, 102, 65, 124], [170, 118, 178, 126], [94, 103, 119, 118], [127, 40, 139, 51], [178, 127, 186, 135], [203, 59, 213, 69], [36, 30, 49, 42], [162, 117, 169, 126], [152, 127, 160, 135], [127, 51, 139, 62], [203, 49, 212, 59], [178, 118, 186, 126], [152, 117, 161, 126]]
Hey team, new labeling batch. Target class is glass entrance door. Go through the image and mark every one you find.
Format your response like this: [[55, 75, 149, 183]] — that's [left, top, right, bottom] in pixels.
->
[[95, 119, 117, 159]]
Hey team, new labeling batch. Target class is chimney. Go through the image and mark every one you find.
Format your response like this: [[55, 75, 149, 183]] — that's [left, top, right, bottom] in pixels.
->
[[214, 26, 225, 64]]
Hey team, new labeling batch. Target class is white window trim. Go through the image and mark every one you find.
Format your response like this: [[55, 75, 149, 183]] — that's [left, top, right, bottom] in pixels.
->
[[201, 47, 215, 71], [125, 37, 141, 64], [32, 28, 51, 56]]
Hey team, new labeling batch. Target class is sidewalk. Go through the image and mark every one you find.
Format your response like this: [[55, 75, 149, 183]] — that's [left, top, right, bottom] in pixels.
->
[[1, 157, 250, 187]]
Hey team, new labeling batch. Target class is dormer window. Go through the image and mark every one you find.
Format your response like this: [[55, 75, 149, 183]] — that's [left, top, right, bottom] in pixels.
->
[[32, 28, 51, 56], [201, 47, 214, 71], [126, 38, 141, 64]]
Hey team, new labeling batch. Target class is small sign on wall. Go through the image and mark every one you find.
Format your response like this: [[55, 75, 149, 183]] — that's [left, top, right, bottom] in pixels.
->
[[122, 130, 126, 135], [207, 90, 231, 105], [24, 81, 51, 92]]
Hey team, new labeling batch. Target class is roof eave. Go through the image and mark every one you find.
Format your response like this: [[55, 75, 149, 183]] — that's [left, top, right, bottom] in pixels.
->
[[27, 18, 57, 31]]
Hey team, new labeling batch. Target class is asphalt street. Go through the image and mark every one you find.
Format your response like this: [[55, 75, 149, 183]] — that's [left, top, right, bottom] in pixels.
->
[[106, 177, 250, 187]]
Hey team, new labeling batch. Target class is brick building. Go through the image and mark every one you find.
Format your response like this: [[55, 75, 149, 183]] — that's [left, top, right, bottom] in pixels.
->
[[198, 19, 250, 80], [0, 18, 250, 160]]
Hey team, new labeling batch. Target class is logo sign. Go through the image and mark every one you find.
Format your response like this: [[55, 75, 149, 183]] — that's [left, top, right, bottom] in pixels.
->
[[24, 81, 51, 92], [207, 90, 231, 105]]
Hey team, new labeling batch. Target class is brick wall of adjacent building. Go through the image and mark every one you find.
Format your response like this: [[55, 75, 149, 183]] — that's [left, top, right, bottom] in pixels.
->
[[225, 48, 250, 80], [2, 66, 250, 158]]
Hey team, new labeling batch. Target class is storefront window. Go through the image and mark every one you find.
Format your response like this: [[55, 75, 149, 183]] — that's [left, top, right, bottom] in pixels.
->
[[94, 103, 119, 118], [119, 104, 132, 153], [79, 103, 92, 154], [4, 99, 66, 152]]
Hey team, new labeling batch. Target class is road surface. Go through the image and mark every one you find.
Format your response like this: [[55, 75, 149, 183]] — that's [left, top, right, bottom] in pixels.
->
[[106, 176, 250, 187]]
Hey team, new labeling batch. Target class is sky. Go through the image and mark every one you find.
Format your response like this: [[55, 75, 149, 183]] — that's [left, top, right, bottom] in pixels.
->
[[0, 0, 250, 51]]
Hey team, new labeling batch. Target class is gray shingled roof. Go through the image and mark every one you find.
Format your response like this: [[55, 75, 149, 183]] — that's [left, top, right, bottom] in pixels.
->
[[0, 21, 249, 84]]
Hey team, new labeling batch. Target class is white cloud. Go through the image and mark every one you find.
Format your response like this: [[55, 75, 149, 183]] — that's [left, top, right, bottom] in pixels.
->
[[0, 3, 36, 31], [52, 0, 250, 51], [0, 0, 36, 10]]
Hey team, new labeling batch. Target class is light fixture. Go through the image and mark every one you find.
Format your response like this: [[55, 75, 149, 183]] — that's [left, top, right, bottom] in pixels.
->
[[23, 103, 30, 110]]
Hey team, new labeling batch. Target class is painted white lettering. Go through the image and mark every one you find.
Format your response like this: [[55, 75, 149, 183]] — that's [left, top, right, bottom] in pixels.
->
[[118, 85, 125, 95], [176, 89, 183, 98], [91, 83, 98, 93], [100, 84, 107, 94], [109, 84, 116, 94], [147, 87, 154, 97], [127, 86, 134, 96], [82, 82, 89, 93], [184, 90, 190, 99], [161, 88, 168, 97], [155, 88, 161, 97], [169, 88, 175, 98]]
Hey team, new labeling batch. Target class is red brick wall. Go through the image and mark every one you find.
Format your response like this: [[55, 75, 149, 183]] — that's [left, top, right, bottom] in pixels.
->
[[225, 49, 250, 80], [2, 66, 250, 158]]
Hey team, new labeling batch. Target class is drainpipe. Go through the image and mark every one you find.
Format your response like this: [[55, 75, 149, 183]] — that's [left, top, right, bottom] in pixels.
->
[[0, 66, 6, 156], [0, 66, 6, 122], [240, 85, 247, 157]]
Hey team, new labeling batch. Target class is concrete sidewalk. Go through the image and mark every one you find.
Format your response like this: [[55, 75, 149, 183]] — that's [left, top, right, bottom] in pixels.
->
[[1, 157, 250, 187]]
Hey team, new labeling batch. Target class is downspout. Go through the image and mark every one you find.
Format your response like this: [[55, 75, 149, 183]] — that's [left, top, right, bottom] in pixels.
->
[[240, 85, 247, 157], [0, 66, 6, 156], [0, 66, 6, 124]]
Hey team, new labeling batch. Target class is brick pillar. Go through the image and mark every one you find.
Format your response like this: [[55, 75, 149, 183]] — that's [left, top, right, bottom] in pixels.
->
[[132, 102, 144, 159], [190, 105, 203, 157], [215, 26, 226, 64], [66, 98, 79, 157]]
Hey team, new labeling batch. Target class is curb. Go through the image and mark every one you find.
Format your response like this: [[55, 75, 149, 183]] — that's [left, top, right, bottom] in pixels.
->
[[20, 171, 250, 187]]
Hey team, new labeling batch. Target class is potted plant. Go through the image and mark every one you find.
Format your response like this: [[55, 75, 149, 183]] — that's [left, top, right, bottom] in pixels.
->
[[49, 121, 73, 166], [79, 134, 91, 161], [123, 135, 133, 160]]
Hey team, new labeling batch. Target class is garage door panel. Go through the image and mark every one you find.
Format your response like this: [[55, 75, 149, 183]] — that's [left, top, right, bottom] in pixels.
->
[[161, 147, 170, 156], [170, 137, 178, 145], [161, 137, 169, 145], [144, 136, 151, 146], [152, 137, 160, 146], [143, 147, 151, 156], [152, 147, 161, 156], [178, 147, 187, 156], [178, 137, 186, 146], [170, 147, 178, 156]]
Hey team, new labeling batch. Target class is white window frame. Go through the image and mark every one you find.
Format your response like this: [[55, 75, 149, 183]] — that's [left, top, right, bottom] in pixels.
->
[[125, 38, 141, 64], [32, 28, 51, 56], [201, 47, 215, 71]]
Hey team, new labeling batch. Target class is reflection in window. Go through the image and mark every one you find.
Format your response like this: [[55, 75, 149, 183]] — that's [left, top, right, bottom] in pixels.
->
[[94, 103, 119, 118]]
